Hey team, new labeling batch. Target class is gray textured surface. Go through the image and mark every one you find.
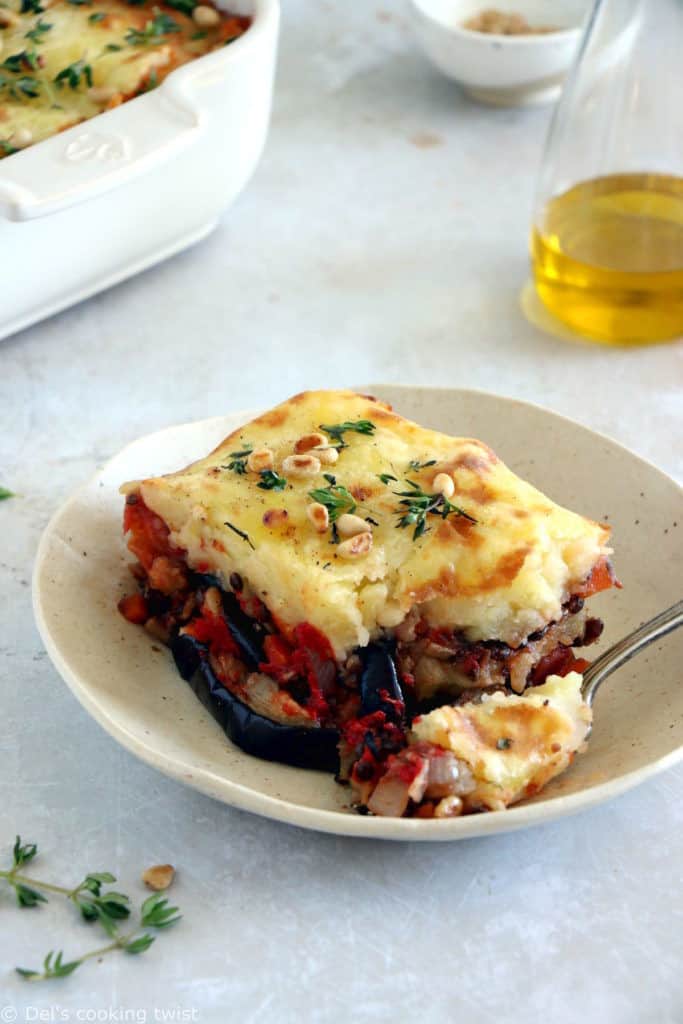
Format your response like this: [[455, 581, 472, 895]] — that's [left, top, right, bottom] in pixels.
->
[[1, 1, 682, 1021]]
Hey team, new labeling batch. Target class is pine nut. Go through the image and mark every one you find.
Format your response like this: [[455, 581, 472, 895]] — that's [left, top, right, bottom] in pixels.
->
[[281, 454, 321, 477], [142, 864, 175, 891], [247, 447, 274, 473], [337, 531, 373, 559], [336, 513, 371, 538], [307, 502, 329, 533], [432, 472, 455, 498], [11, 127, 33, 148], [434, 795, 463, 818], [192, 4, 220, 27], [317, 447, 339, 464], [295, 432, 327, 453], [87, 86, 117, 104], [295, 432, 338, 463]]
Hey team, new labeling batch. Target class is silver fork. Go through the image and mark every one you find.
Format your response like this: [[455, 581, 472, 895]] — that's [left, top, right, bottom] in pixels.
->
[[581, 600, 683, 726]]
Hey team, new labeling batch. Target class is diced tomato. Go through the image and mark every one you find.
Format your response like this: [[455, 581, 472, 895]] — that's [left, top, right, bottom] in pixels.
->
[[531, 647, 591, 685], [262, 634, 293, 670], [123, 496, 180, 571], [573, 558, 621, 599], [259, 622, 337, 721], [563, 657, 591, 676], [236, 591, 268, 622], [185, 613, 239, 656], [292, 622, 336, 663], [118, 592, 149, 625]]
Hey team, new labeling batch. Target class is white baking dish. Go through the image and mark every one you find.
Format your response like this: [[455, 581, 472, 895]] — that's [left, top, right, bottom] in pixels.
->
[[0, 0, 279, 340]]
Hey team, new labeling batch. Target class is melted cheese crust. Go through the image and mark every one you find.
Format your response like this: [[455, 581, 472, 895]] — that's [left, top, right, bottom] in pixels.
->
[[411, 672, 592, 810], [0, 0, 248, 154], [122, 390, 611, 659]]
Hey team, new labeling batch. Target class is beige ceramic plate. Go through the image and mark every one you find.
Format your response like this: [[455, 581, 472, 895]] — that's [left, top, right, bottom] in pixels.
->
[[33, 387, 683, 840]]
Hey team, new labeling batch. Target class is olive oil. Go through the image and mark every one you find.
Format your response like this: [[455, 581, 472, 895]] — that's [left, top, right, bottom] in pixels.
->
[[531, 173, 683, 344]]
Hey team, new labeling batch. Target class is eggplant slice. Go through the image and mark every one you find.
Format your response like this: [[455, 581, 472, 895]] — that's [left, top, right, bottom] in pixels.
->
[[171, 632, 340, 772], [359, 640, 405, 723]]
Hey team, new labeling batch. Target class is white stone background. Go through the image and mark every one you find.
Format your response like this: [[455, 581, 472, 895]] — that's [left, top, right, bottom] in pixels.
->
[[1, 1, 682, 1022]]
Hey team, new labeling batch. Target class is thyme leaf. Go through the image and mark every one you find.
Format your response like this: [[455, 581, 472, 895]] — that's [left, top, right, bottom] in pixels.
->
[[0, 72, 42, 99], [222, 448, 252, 475], [164, 0, 197, 13], [140, 892, 181, 929], [407, 459, 437, 471], [223, 521, 255, 550], [54, 59, 93, 90], [257, 469, 287, 491], [308, 481, 356, 523], [25, 19, 53, 41], [2, 49, 40, 73]]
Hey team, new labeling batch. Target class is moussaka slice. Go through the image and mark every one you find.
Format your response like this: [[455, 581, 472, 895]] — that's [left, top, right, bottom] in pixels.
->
[[118, 389, 618, 816]]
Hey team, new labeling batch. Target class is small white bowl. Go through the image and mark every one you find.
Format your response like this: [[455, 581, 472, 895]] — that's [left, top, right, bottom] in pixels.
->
[[408, 0, 590, 106]]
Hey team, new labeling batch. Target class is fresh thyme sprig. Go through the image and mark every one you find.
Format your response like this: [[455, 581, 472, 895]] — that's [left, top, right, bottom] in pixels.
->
[[16, 892, 180, 981], [308, 474, 357, 523], [222, 448, 252, 475], [318, 419, 376, 450], [394, 479, 477, 540], [0, 486, 14, 500], [1, 837, 181, 981]]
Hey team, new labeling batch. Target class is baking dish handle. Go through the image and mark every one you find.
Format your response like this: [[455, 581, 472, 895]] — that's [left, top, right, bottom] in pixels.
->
[[0, 88, 201, 222]]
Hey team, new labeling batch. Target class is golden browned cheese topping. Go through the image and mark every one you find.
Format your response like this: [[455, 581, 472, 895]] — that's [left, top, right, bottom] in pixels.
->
[[0, 0, 249, 157], [121, 390, 611, 658]]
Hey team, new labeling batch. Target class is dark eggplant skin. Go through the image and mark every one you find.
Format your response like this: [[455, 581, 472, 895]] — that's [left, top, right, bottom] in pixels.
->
[[170, 632, 340, 773], [221, 591, 267, 669], [359, 641, 405, 722], [188, 574, 267, 669], [172, 632, 205, 681]]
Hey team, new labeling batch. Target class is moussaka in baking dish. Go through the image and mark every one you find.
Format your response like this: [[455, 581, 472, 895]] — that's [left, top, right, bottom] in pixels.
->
[[0, 0, 249, 157], [118, 390, 618, 817]]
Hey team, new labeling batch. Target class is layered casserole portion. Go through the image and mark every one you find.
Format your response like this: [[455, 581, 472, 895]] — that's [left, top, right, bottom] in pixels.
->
[[118, 390, 617, 817], [0, 0, 249, 157]]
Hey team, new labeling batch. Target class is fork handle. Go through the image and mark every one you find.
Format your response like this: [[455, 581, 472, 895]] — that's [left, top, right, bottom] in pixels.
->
[[581, 599, 683, 707]]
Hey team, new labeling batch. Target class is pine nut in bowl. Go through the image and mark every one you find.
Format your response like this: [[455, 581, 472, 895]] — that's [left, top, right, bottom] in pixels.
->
[[408, 0, 591, 106]]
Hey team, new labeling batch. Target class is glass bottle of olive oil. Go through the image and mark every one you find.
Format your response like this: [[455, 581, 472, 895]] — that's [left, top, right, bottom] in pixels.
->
[[532, 0, 683, 345]]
